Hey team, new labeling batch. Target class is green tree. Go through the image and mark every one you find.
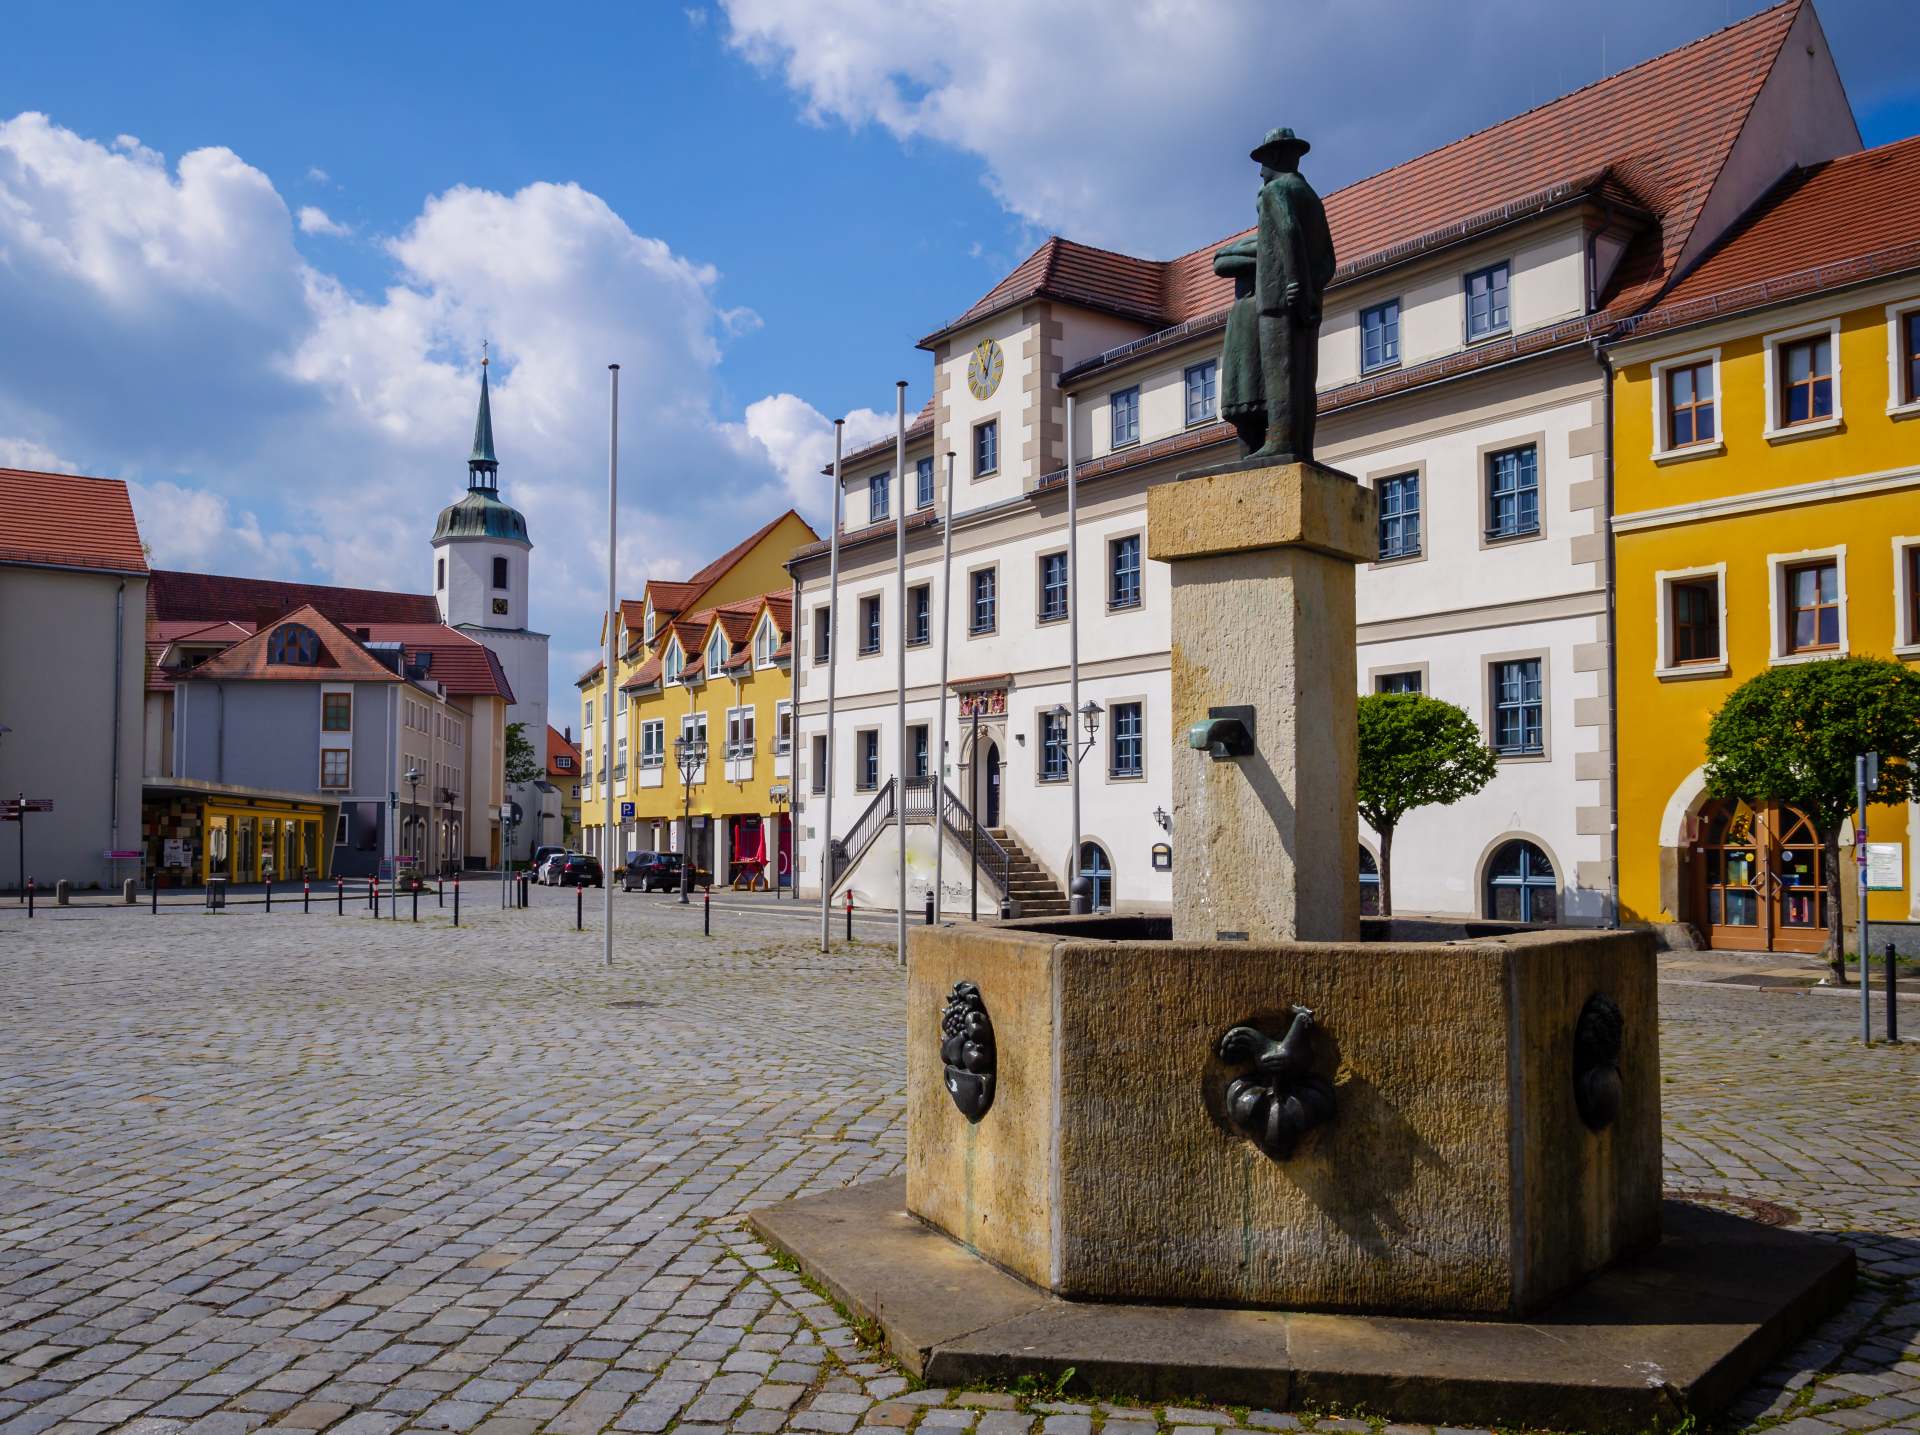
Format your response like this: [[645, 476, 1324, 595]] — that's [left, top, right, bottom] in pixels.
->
[[1703, 657, 1920, 980], [504, 721, 541, 786], [1356, 693, 1498, 916]]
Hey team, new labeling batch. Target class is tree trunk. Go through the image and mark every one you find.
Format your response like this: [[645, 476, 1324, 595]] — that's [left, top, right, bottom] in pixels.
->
[[1824, 824, 1847, 985], [1380, 823, 1395, 918]]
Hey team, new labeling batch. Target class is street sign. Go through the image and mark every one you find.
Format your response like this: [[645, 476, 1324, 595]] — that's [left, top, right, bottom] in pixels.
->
[[0, 798, 52, 814], [500, 803, 513, 821], [1867, 843, 1904, 891], [620, 801, 635, 819]]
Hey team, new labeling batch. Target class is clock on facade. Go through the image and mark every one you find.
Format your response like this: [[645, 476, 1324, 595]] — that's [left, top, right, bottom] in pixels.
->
[[492, 597, 509, 615], [966, 338, 1004, 400]]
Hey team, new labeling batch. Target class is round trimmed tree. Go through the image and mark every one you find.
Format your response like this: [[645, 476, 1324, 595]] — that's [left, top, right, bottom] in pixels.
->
[[1357, 692, 1498, 917], [1704, 657, 1920, 978]]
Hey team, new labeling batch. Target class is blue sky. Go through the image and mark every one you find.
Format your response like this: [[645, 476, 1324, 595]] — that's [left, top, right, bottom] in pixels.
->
[[1, 0, 1913, 712]]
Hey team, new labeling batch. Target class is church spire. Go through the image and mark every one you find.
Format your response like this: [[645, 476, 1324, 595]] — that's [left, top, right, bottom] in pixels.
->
[[468, 345, 499, 490]]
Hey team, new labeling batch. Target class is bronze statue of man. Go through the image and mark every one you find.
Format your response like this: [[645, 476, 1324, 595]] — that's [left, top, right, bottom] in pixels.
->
[[1216, 127, 1336, 467]]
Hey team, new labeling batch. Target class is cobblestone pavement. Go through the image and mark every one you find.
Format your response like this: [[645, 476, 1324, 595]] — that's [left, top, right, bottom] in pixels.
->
[[1, 892, 1915, 1435]]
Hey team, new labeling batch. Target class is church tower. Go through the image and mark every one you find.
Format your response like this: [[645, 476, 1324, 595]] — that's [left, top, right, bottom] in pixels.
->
[[431, 354, 551, 858]]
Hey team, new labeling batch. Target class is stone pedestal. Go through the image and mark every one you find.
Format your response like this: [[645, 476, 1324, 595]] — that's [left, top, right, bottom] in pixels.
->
[[1146, 461, 1375, 944]]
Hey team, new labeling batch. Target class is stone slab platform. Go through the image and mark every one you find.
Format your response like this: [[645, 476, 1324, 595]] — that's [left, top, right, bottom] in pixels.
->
[[750, 1177, 1855, 1434]]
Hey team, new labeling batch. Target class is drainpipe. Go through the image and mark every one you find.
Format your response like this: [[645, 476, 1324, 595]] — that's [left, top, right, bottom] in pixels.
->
[[110, 579, 126, 880], [1592, 338, 1621, 928]]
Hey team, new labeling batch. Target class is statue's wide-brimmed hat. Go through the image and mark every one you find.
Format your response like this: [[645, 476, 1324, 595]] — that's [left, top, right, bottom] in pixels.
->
[[1250, 126, 1310, 167]]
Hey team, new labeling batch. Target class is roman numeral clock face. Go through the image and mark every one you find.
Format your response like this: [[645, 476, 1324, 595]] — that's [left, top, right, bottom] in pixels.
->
[[966, 338, 1004, 400]]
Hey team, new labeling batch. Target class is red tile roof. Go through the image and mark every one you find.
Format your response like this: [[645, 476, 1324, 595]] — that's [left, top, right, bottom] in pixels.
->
[[926, 0, 1811, 346], [0, 468, 148, 575], [146, 619, 255, 693], [1630, 135, 1920, 335], [186, 605, 402, 684], [149, 569, 439, 626], [359, 624, 517, 702], [547, 725, 581, 779]]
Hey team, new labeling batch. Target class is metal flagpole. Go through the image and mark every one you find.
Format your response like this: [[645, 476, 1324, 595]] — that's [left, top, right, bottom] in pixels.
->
[[605, 364, 620, 967], [932, 450, 956, 925], [1066, 393, 1084, 914], [893, 381, 908, 968], [819, 421, 844, 952]]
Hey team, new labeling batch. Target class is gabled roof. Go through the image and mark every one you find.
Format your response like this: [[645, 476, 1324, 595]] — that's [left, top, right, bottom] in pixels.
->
[[146, 619, 255, 693], [547, 725, 581, 778], [150, 569, 439, 626], [1630, 135, 1920, 337], [925, 0, 1813, 347], [0, 468, 148, 575], [186, 605, 401, 684], [359, 624, 516, 702]]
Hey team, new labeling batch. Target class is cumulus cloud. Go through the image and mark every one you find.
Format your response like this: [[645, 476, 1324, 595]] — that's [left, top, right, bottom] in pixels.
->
[[0, 110, 810, 713], [741, 393, 895, 516], [717, 0, 1904, 257], [296, 204, 350, 237]]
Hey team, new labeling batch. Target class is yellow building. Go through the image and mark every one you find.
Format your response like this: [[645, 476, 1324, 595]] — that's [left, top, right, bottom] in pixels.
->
[[1611, 136, 1920, 952], [578, 511, 817, 884]]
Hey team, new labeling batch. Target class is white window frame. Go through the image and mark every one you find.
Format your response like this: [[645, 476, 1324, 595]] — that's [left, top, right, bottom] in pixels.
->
[[774, 700, 794, 757], [810, 733, 828, 795], [707, 630, 729, 674], [319, 747, 351, 790], [1649, 348, 1726, 462], [640, 718, 666, 769], [1183, 360, 1218, 426], [1892, 535, 1920, 657], [1766, 545, 1849, 666], [680, 713, 708, 784], [1762, 317, 1844, 443], [754, 616, 778, 668], [664, 639, 684, 684], [643, 602, 655, 643], [1653, 562, 1730, 679], [1887, 300, 1920, 418]]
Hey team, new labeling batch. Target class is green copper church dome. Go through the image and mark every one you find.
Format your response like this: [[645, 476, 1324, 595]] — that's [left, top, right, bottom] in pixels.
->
[[434, 489, 530, 544]]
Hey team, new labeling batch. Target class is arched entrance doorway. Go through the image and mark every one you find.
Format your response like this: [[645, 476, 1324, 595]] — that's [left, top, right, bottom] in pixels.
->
[[1692, 798, 1828, 952], [984, 742, 1002, 828], [1077, 841, 1113, 912]]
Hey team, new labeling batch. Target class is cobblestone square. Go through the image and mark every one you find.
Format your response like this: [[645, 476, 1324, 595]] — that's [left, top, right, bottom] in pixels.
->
[[2, 891, 1915, 1435]]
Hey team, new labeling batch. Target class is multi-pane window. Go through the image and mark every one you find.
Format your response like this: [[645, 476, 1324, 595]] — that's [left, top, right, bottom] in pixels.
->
[[320, 748, 350, 788], [1490, 658, 1544, 756], [492, 555, 509, 588], [640, 719, 665, 768], [860, 595, 882, 655], [1784, 559, 1840, 654], [755, 618, 777, 666], [1778, 335, 1834, 427], [1669, 577, 1721, 666], [971, 568, 997, 633], [857, 730, 879, 791], [1110, 702, 1143, 778], [707, 631, 728, 672], [1039, 552, 1069, 622], [664, 642, 684, 682], [810, 734, 828, 794], [1665, 361, 1716, 448], [908, 584, 931, 646], [1109, 534, 1142, 609], [727, 707, 755, 759], [1361, 300, 1400, 372], [322, 692, 352, 731], [916, 456, 935, 509], [1375, 671, 1422, 694], [1464, 262, 1510, 340], [1376, 472, 1420, 560], [813, 607, 830, 665], [975, 419, 999, 477], [681, 714, 707, 779], [1111, 386, 1140, 447], [868, 471, 890, 522], [775, 701, 793, 755], [1904, 311, 1920, 406], [910, 724, 930, 781], [1040, 710, 1070, 782], [1485, 445, 1539, 540], [1184, 362, 1217, 425]]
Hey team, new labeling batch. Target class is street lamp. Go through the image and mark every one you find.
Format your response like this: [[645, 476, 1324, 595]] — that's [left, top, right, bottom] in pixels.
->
[[1056, 699, 1104, 914], [769, 784, 790, 899], [405, 767, 421, 872], [673, 729, 706, 904]]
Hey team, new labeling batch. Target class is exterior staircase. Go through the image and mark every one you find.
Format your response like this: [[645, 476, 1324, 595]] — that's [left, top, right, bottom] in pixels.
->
[[987, 828, 1068, 917]]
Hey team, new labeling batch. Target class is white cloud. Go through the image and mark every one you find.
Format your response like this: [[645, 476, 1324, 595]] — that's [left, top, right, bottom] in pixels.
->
[[296, 204, 350, 237], [0, 438, 78, 473], [740, 393, 893, 516], [305, 165, 331, 185], [716, 0, 1839, 258], [0, 110, 812, 715]]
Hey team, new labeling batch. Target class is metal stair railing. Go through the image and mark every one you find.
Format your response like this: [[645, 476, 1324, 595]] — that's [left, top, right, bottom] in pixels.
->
[[831, 779, 895, 887], [936, 782, 1011, 898]]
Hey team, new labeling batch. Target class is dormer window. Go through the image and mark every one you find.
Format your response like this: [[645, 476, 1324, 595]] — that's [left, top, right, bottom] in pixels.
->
[[869, 471, 890, 523], [708, 630, 729, 672], [266, 623, 321, 666], [1361, 300, 1401, 372], [644, 603, 655, 642], [1465, 262, 1511, 341], [755, 617, 778, 667], [664, 640, 684, 684]]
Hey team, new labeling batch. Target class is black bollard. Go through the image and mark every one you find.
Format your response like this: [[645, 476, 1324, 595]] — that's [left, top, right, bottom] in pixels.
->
[[26, 878, 33, 919], [438, 877, 444, 910], [303, 879, 310, 914], [576, 883, 583, 931], [151, 882, 158, 916], [265, 880, 272, 914], [1888, 942, 1900, 1045], [453, 875, 460, 927], [845, 889, 853, 943], [925, 889, 935, 925], [704, 886, 710, 935], [412, 883, 418, 923], [337, 876, 344, 914]]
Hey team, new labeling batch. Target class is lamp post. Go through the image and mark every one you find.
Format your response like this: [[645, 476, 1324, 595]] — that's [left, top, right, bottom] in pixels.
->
[[769, 784, 789, 897], [1057, 699, 1103, 913], [674, 730, 705, 904], [405, 767, 421, 876]]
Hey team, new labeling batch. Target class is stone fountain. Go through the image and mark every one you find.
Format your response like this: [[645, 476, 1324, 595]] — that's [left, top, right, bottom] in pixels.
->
[[754, 128, 1852, 1432]]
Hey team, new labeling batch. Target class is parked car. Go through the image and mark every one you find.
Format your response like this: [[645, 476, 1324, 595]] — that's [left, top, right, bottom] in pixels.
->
[[556, 854, 603, 888], [622, 851, 711, 893], [531, 845, 566, 876], [536, 852, 572, 885]]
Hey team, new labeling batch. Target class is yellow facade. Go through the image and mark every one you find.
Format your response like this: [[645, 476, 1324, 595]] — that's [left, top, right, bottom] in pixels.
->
[[1613, 282, 1920, 948], [578, 512, 814, 883]]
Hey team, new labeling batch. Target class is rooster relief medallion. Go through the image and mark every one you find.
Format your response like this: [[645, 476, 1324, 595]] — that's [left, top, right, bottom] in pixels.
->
[[1217, 1005, 1335, 1160], [940, 981, 996, 1122]]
